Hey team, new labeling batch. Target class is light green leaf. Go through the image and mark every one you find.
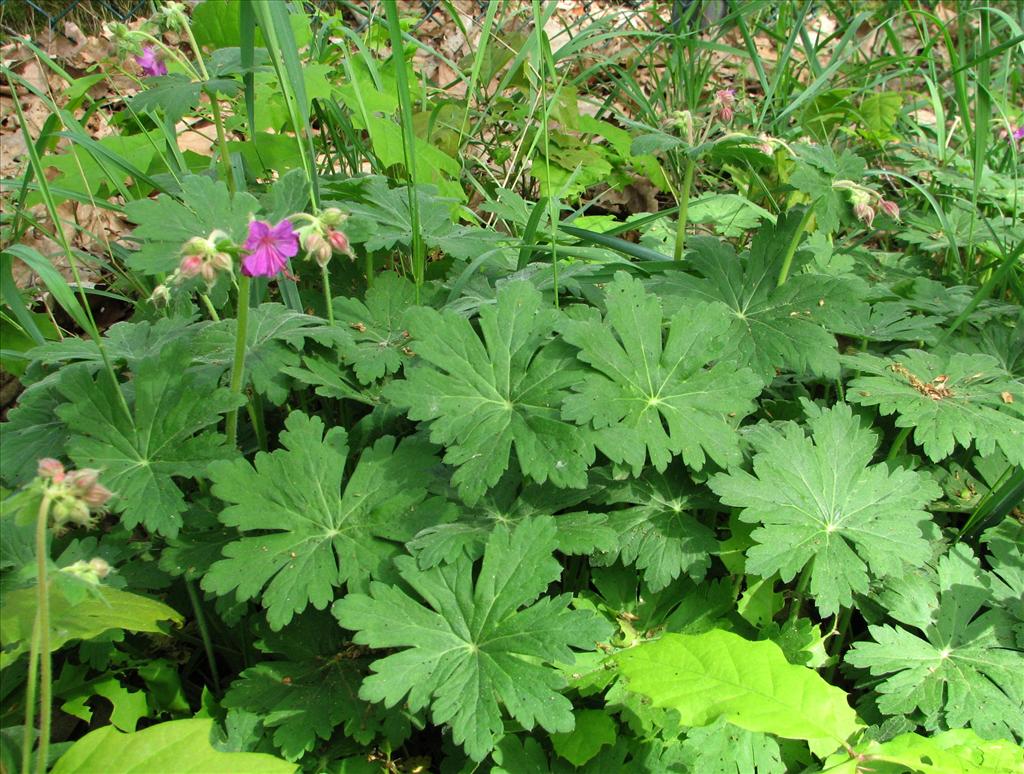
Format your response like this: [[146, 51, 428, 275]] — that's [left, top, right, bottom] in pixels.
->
[[831, 729, 1024, 774], [51, 719, 295, 774], [617, 629, 863, 757], [550, 709, 617, 767]]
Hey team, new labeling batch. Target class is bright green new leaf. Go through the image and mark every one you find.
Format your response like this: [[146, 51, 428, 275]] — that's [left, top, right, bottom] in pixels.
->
[[1, 583, 181, 669], [845, 349, 1024, 465], [710, 402, 940, 615], [831, 729, 1024, 774], [50, 719, 295, 774], [680, 718, 785, 774], [333, 272, 417, 384], [846, 544, 1024, 742], [385, 281, 593, 505], [562, 272, 761, 476], [617, 629, 862, 757], [651, 214, 862, 379], [124, 175, 259, 274], [204, 411, 444, 630], [56, 342, 243, 537], [333, 517, 612, 761]]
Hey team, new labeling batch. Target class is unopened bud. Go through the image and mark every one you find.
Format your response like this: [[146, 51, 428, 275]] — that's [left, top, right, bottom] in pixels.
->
[[179, 254, 203, 277], [320, 207, 347, 227], [38, 458, 65, 481], [199, 261, 217, 284], [878, 199, 900, 221], [88, 557, 112, 579], [65, 468, 100, 494], [719, 106, 734, 123], [715, 88, 735, 108], [327, 228, 352, 256], [853, 201, 875, 227], [82, 483, 113, 508], [150, 284, 171, 305], [209, 252, 233, 273]]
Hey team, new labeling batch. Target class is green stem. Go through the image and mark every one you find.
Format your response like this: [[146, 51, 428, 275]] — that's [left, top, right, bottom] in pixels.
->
[[320, 265, 334, 325], [21, 594, 42, 774], [825, 606, 853, 683], [788, 562, 813, 623], [33, 494, 53, 774], [673, 157, 696, 262], [775, 205, 815, 287], [208, 97, 235, 194], [885, 426, 913, 463], [364, 250, 374, 289], [199, 293, 220, 321], [225, 274, 251, 449], [185, 580, 221, 695]]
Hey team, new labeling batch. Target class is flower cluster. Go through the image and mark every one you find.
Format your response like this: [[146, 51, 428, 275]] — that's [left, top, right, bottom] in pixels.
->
[[36, 458, 113, 532], [715, 89, 736, 123], [60, 557, 114, 586], [833, 179, 900, 228], [290, 208, 354, 269]]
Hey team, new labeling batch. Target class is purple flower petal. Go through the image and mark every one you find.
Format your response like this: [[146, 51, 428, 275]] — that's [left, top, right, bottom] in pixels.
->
[[135, 46, 168, 78], [241, 219, 298, 277]]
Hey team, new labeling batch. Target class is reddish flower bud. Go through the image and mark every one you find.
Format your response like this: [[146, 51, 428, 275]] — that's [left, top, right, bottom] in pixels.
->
[[38, 458, 65, 481], [65, 468, 100, 494], [327, 228, 352, 256], [719, 106, 734, 123], [878, 199, 900, 221], [83, 483, 113, 508], [853, 201, 875, 227], [209, 252, 233, 273], [179, 254, 203, 277], [199, 261, 218, 284]]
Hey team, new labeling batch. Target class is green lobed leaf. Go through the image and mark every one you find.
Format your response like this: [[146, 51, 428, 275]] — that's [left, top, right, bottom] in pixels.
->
[[845, 349, 1024, 465], [203, 411, 445, 630], [550, 709, 617, 767], [333, 516, 613, 761], [710, 402, 940, 615], [332, 272, 417, 385], [56, 341, 243, 537], [561, 271, 762, 476], [616, 629, 863, 757], [385, 281, 594, 505]]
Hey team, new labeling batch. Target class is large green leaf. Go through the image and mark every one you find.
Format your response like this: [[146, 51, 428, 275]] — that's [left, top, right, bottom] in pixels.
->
[[561, 272, 762, 476], [51, 719, 295, 774], [203, 411, 445, 630], [332, 272, 417, 385], [831, 729, 1024, 774], [845, 349, 1024, 465], [385, 281, 593, 504], [710, 402, 940, 615], [333, 516, 612, 761], [616, 629, 862, 757], [56, 341, 243, 537]]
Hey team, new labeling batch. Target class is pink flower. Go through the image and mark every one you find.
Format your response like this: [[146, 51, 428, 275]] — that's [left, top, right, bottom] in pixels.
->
[[135, 46, 168, 77], [1012, 125, 1024, 142], [242, 219, 299, 278]]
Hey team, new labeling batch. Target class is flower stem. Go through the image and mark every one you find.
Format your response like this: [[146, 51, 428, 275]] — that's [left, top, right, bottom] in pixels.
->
[[775, 205, 815, 287], [199, 293, 220, 321], [33, 494, 53, 774], [788, 562, 813, 623], [21, 597, 41, 774], [225, 274, 251, 449], [825, 605, 853, 683], [885, 426, 913, 463], [208, 97, 235, 194], [673, 157, 696, 262], [320, 265, 334, 325]]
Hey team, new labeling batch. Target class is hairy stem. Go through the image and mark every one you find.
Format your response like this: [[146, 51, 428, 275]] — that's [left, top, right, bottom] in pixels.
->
[[33, 494, 53, 774], [321, 265, 335, 325], [185, 580, 221, 695], [225, 274, 251, 448], [775, 205, 815, 287], [674, 157, 696, 261]]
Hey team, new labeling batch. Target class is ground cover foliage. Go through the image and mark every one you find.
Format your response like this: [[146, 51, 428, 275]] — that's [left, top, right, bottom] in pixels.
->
[[1, 0, 1023, 771]]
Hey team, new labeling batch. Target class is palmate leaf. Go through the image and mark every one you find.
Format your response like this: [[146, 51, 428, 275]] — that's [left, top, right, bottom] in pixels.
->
[[680, 718, 785, 774], [845, 349, 1024, 465], [561, 272, 762, 476], [333, 517, 612, 761], [710, 402, 941, 615], [332, 272, 417, 385], [593, 466, 717, 591], [617, 629, 863, 758], [55, 342, 243, 537], [651, 214, 863, 379], [203, 411, 444, 630], [407, 469, 613, 567], [0, 379, 69, 485], [846, 544, 1024, 742], [385, 281, 593, 505]]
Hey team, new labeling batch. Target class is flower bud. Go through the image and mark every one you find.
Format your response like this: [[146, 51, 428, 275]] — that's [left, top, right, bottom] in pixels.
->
[[150, 284, 171, 305], [320, 208, 347, 227], [853, 201, 875, 228], [179, 254, 203, 277], [88, 557, 112, 579], [327, 228, 352, 256], [719, 105, 734, 123], [38, 458, 65, 481], [155, 1, 188, 31], [65, 468, 100, 494], [209, 252, 233, 273], [82, 483, 113, 508], [304, 232, 332, 266], [199, 261, 218, 284], [878, 199, 900, 221]]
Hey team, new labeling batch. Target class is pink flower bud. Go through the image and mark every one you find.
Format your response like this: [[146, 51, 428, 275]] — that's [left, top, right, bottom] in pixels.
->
[[209, 252, 233, 273], [878, 199, 900, 221], [65, 468, 100, 494], [200, 261, 218, 284], [88, 557, 112, 578], [83, 483, 113, 508], [716, 88, 736, 107], [38, 458, 65, 481], [179, 254, 203, 277], [327, 228, 352, 255], [853, 201, 875, 227], [719, 106, 734, 123]]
